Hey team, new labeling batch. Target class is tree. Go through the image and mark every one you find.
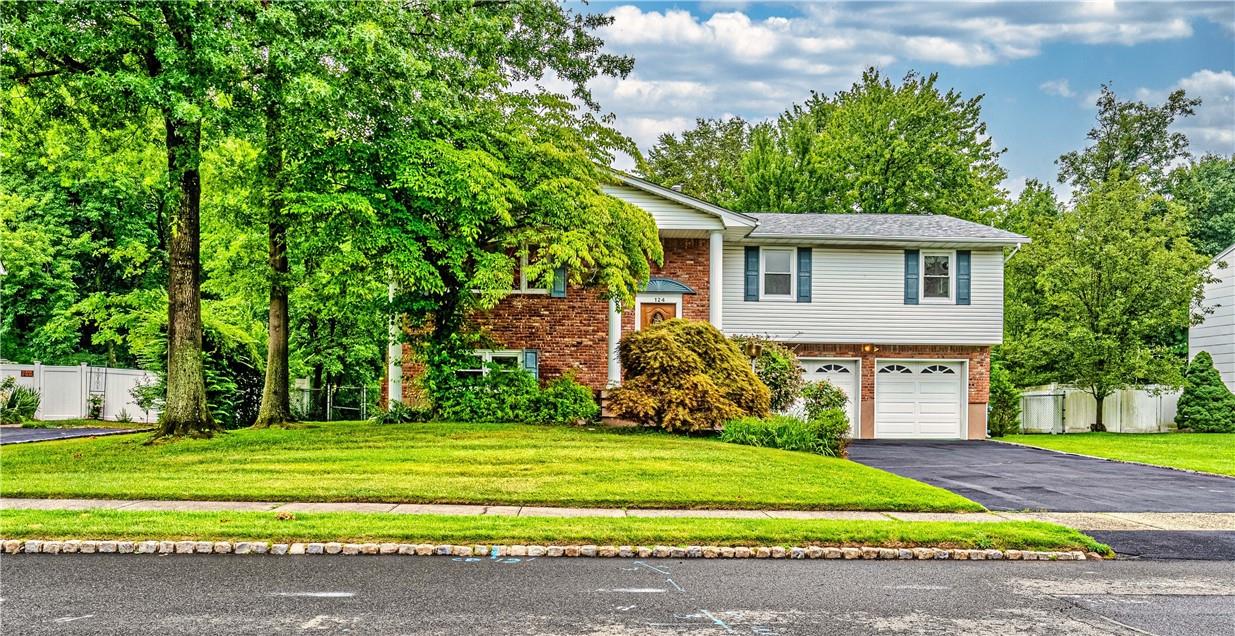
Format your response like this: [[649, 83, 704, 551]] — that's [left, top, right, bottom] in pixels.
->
[[999, 179, 1062, 236], [1058, 85, 1200, 194], [1175, 351, 1235, 432], [805, 69, 1008, 222], [734, 94, 831, 212], [639, 117, 750, 207], [1167, 155, 1235, 257], [2, 2, 250, 437], [986, 361, 1022, 437], [1002, 177, 1211, 430]]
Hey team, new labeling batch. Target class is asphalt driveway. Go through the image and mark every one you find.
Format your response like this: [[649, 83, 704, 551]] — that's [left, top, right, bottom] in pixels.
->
[[0, 427, 145, 445], [848, 440, 1235, 513]]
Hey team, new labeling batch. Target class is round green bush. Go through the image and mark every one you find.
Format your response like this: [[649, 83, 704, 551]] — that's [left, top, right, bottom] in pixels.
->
[[731, 336, 803, 412], [1176, 351, 1235, 433], [609, 319, 771, 432], [800, 380, 848, 421]]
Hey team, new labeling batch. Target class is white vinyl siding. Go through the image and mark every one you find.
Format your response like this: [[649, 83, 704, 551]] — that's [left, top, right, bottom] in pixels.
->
[[1190, 247, 1235, 391], [723, 245, 1005, 345], [601, 184, 724, 232]]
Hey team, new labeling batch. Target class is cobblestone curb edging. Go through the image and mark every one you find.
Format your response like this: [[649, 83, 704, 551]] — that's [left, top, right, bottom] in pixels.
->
[[0, 539, 1104, 561]]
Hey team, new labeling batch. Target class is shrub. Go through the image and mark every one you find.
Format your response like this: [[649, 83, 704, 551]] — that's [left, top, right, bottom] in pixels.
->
[[800, 380, 848, 421], [531, 373, 600, 425], [721, 408, 850, 457], [435, 366, 542, 424], [0, 377, 41, 423], [115, 408, 133, 423], [987, 361, 1022, 437], [731, 336, 803, 412], [1175, 351, 1235, 433], [608, 319, 770, 432], [370, 401, 432, 424]]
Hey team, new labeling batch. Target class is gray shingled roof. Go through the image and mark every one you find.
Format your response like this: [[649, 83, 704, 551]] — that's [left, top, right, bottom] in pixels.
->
[[747, 213, 1027, 244]]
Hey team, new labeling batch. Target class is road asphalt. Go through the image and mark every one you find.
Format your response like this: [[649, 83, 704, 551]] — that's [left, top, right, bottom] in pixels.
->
[[0, 427, 146, 445], [2, 554, 1232, 635]]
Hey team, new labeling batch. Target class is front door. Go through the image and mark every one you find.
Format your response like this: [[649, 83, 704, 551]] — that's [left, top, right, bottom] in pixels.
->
[[639, 303, 678, 328]]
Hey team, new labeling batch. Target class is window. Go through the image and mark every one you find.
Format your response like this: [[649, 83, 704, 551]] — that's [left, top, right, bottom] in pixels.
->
[[761, 248, 794, 298], [922, 364, 956, 375], [815, 364, 851, 374], [459, 350, 525, 378], [516, 253, 549, 294], [878, 364, 913, 374], [922, 252, 952, 300]]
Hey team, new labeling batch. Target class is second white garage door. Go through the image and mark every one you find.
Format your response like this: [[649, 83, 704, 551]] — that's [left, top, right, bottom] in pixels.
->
[[874, 361, 964, 439], [800, 359, 860, 437]]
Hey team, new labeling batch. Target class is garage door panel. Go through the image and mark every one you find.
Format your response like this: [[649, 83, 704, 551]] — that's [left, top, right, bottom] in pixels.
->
[[800, 359, 860, 436], [875, 361, 963, 439]]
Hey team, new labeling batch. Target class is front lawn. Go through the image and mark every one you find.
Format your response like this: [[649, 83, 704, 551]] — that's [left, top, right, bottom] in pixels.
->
[[0, 421, 981, 512], [1003, 433, 1235, 477], [0, 509, 1107, 553]]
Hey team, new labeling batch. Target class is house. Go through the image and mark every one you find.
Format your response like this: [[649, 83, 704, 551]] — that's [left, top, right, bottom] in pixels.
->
[[390, 173, 1028, 440], [1189, 243, 1235, 392]]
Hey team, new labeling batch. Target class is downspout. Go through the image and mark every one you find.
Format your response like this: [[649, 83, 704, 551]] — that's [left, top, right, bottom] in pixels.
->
[[1004, 242, 1024, 264]]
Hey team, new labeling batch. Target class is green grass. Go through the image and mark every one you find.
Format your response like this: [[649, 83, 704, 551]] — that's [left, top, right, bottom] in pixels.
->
[[0, 421, 981, 512], [1004, 432, 1235, 477], [0, 508, 1108, 553]]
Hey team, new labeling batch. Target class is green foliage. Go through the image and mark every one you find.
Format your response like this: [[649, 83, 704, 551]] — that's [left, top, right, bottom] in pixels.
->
[[731, 336, 803, 412], [801, 381, 849, 421], [639, 117, 750, 207], [1167, 155, 1235, 257], [1058, 85, 1200, 194], [0, 377, 41, 424], [644, 69, 1007, 223], [722, 410, 849, 457], [371, 401, 432, 425], [987, 362, 1022, 437], [1002, 177, 1212, 428], [1175, 352, 1235, 433], [533, 373, 601, 426], [609, 319, 771, 432]]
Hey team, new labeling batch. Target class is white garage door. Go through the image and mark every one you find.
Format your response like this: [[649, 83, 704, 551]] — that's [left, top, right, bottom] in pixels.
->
[[875, 361, 963, 439], [801, 359, 859, 436]]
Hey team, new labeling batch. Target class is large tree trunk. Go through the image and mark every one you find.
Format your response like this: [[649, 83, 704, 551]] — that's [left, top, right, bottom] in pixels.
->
[[159, 117, 217, 438], [1091, 394, 1107, 432], [254, 51, 293, 428]]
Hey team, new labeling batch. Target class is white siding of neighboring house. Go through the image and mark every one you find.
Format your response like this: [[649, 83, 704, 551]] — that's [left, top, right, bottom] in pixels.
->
[[1190, 245, 1235, 391], [722, 245, 1005, 345], [602, 184, 724, 232]]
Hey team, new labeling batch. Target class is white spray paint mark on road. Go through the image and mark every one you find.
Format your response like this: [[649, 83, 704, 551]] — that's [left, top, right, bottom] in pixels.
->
[[629, 561, 670, 575], [597, 588, 667, 593], [272, 592, 355, 598], [666, 578, 685, 592], [53, 615, 94, 623], [699, 609, 736, 634]]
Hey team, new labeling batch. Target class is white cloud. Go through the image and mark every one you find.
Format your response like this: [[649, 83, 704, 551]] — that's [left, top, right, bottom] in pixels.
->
[[1040, 79, 1076, 98], [1177, 69, 1235, 154]]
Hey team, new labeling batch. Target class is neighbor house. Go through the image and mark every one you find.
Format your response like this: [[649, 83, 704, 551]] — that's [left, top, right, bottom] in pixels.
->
[[1190, 243, 1235, 392], [390, 173, 1028, 440]]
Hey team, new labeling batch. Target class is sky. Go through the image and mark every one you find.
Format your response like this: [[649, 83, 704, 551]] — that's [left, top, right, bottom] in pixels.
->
[[568, 1, 1235, 197]]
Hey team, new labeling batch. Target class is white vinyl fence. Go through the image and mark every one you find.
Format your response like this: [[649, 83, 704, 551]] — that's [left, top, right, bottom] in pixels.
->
[[0, 363, 160, 423], [1019, 384, 1179, 434]]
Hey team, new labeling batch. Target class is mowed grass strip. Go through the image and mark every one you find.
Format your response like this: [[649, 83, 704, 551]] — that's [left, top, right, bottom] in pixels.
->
[[0, 509, 1108, 553], [1003, 433, 1235, 477], [0, 421, 981, 512]]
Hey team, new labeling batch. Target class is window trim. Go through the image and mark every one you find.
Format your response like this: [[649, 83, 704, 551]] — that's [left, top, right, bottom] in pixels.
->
[[515, 253, 550, 295], [759, 247, 797, 301], [919, 250, 956, 304], [460, 349, 526, 377]]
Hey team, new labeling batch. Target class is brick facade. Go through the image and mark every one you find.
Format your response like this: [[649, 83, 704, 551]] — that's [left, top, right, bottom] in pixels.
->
[[620, 238, 711, 334]]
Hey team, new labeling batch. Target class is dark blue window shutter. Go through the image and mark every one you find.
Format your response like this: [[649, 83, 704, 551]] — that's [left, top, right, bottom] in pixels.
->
[[796, 247, 812, 303], [550, 266, 566, 298], [523, 349, 539, 379], [956, 250, 971, 305], [744, 246, 760, 301], [904, 250, 920, 305]]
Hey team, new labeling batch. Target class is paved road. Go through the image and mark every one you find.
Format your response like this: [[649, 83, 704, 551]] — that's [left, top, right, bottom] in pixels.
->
[[0, 427, 144, 445], [2, 555, 1232, 635], [848, 440, 1235, 512]]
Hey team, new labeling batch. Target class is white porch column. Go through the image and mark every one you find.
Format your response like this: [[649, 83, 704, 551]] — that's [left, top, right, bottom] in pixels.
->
[[386, 282, 403, 405], [607, 298, 622, 386], [708, 229, 724, 328]]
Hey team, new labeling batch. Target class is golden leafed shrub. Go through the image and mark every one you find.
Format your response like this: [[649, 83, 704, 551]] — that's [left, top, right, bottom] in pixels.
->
[[608, 319, 770, 432]]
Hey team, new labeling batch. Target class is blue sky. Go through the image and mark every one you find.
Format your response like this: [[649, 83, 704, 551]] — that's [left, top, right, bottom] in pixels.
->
[[573, 1, 1235, 197]]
